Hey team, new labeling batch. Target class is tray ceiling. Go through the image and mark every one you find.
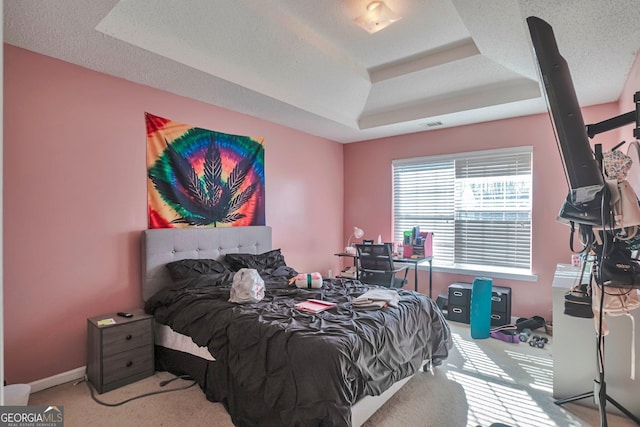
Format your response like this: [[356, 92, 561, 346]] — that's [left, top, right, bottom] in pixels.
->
[[4, 0, 640, 142]]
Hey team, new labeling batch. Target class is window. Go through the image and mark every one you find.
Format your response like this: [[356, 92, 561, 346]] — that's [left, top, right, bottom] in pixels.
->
[[393, 147, 532, 272]]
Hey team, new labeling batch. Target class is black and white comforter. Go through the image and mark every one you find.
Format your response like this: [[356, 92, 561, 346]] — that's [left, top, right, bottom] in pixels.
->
[[145, 274, 451, 427]]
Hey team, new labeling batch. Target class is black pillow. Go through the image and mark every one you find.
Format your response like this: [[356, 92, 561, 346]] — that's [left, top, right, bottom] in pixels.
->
[[224, 249, 287, 272], [165, 258, 229, 282]]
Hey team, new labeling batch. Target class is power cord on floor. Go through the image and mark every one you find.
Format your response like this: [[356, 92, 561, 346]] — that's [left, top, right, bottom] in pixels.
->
[[78, 374, 197, 407]]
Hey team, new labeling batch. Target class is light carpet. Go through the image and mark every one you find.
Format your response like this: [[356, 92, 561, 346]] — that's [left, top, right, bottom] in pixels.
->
[[28, 322, 637, 426]]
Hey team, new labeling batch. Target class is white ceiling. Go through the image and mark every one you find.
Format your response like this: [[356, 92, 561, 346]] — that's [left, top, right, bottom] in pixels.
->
[[4, 0, 640, 143]]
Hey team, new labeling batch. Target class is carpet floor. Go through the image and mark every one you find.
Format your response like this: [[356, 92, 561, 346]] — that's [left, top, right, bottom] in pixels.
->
[[28, 322, 638, 426]]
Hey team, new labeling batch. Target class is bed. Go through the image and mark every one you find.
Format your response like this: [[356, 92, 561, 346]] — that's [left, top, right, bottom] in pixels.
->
[[142, 226, 451, 426]]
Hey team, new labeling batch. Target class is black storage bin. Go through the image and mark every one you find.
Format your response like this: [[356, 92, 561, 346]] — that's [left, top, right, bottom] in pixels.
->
[[447, 283, 472, 324], [435, 293, 448, 311], [490, 286, 512, 326], [490, 311, 509, 326], [448, 304, 470, 323], [447, 282, 472, 305], [447, 282, 512, 326]]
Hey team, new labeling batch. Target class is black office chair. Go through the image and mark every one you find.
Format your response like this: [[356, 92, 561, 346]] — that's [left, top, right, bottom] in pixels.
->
[[356, 244, 409, 289]]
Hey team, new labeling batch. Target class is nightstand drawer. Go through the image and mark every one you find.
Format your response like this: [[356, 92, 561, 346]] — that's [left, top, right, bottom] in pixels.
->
[[103, 321, 152, 356], [103, 346, 154, 385]]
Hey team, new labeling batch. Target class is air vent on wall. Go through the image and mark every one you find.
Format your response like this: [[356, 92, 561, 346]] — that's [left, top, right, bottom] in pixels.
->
[[421, 121, 443, 128]]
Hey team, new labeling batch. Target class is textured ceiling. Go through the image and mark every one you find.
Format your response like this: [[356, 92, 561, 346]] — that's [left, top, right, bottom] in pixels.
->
[[4, 0, 640, 143]]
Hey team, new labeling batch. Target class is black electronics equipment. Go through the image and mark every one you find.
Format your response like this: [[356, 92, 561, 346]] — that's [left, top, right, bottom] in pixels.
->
[[527, 16, 640, 427], [526, 16, 605, 207], [117, 312, 133, 318]]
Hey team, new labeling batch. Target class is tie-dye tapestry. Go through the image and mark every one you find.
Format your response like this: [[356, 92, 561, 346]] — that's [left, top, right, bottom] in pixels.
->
[[146, 113, 265, 228]]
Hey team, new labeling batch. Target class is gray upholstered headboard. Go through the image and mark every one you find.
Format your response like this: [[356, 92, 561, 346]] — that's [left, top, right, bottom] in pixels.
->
[[141, 226, 272, 301]]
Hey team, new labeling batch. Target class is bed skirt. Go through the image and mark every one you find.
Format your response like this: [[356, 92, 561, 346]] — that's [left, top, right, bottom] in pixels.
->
[[155, 346, 307, 425]]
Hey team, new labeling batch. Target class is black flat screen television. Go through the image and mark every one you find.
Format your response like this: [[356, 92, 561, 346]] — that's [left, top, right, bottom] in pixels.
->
[[526, 16, 604, 204]]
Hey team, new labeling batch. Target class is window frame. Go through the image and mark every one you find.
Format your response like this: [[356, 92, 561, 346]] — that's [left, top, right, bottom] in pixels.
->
[[392, 146, 536, 280]]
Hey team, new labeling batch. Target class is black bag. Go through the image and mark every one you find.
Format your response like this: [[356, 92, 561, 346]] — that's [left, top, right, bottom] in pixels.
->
[[557, 186, 610, 227], [568, 222, 595, 254], [594, 237, 640, 289], [564, 282, 593, 318], [564, 256, 593, 318]]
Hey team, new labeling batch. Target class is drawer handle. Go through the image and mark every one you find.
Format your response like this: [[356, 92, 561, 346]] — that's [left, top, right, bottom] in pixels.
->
[[491, 314, 501, 319], [491, 296, 501, 302], [126, 361, 133, 368], [452, 291, 463, 297], [126, 334, 133, 340], [452, 308, 463, 314]]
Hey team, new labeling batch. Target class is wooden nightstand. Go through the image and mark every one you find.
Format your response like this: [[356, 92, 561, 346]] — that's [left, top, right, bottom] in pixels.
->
[[86, 309, 154, 393]]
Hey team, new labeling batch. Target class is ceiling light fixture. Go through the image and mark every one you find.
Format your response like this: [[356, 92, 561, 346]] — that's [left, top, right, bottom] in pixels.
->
[[353, 1, 402, 34]]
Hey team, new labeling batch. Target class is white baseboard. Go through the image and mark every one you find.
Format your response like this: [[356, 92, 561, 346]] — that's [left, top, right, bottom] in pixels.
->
[[29, 366, 86, 393]]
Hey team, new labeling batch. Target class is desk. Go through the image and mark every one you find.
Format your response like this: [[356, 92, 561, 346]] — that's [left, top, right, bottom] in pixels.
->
[[334, 253, 433, 297]]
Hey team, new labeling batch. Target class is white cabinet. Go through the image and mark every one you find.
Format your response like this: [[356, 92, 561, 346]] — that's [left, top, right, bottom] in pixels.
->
[[552, 263, 640, 419]]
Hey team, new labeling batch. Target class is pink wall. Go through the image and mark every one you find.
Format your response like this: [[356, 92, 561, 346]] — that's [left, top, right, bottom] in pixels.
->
[[344, 103, 619, 320], [617, 51, 640, 144], [5, 42, 637, 384], [3, 45, 343, 383]]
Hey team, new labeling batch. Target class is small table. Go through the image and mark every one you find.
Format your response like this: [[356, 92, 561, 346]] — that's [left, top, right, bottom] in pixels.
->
[[334, 253, 434, 297], [86, 309, 154, 393]]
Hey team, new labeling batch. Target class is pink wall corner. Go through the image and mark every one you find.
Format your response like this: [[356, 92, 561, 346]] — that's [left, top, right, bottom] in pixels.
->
[[344, 103, 618, 320], [616, 50, 640, 144], [3, 44, 343, 383]]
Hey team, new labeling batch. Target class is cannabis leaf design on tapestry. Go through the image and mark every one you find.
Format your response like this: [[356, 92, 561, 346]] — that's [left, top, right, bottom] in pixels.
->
[[146, 113, 265, 228]]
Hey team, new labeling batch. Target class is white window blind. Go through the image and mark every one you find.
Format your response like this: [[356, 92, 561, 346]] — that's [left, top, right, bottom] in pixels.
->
[[393, 147, 532, 271]]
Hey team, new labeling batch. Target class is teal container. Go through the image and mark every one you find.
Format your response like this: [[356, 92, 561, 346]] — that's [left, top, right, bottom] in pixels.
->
[[470, 277, 493, 339]]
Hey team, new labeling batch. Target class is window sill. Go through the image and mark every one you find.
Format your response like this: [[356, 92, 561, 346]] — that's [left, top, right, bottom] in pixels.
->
[[419, 263, 538, 282]]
